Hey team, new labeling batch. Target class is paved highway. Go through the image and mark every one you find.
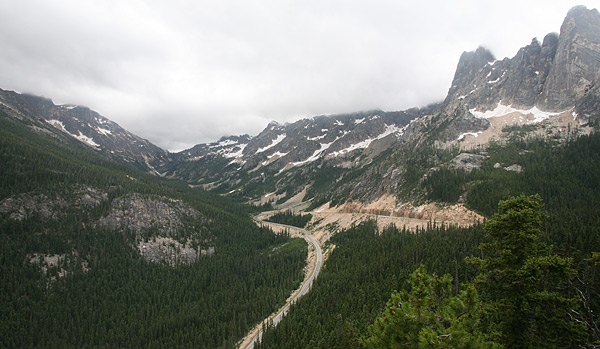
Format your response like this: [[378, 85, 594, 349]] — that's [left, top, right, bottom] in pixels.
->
[[239, 220, 323, 349]]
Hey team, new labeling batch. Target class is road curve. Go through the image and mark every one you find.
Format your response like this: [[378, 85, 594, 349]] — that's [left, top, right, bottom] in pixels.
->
[[239, 220, 323, 349]]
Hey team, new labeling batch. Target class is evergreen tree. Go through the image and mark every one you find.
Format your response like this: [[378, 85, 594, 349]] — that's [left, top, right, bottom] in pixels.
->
[[362, 265, 499, 348], [467, 194, 586, 347]]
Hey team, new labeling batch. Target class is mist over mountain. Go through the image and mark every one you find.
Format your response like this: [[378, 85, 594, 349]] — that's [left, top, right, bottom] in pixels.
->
[[2, 5, 600, 348]]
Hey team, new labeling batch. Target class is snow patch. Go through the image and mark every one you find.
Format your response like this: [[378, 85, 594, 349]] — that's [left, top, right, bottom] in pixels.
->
[[572, 111, 578, 120], [75, 131, 99, 147], [290, 140, 336, 166], [268, 151, 288, 159], [262, 151, 288, 166], [469, 101, 563, 123], [96, 127, 112, 136], [457, 131, 482, 141], [307, 134, 327, 141], [487, 72, 505, 84], [353, 118, 365, 125], [59, 104, 77, 110], [223, 143, 247, 159], [256, 134, 286, 153], [46, 119, 66, 131], [329, 124, 407, 157], [210, 139, 238, 148], [334, 120, 344, 126], [329, 139, 373, 157]]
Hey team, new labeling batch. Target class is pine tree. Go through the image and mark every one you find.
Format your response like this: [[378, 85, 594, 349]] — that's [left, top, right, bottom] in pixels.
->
[[362, 265, 499, 348], [467, 194, 586, 347]]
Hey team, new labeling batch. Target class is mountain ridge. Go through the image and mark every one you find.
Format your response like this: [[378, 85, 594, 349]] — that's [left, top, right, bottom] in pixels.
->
[[1, 5, 598, 209]]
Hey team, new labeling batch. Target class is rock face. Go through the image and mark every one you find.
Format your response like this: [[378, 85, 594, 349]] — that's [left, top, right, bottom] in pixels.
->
[[96, 194, 199, 235], [446, 153, 488, 172], [576, 80, 600, 120], [138, 238, 215, 266], [96, 194, 212, 266], [445, 6, 600, 114], [444, 35, 558, 112], [0, 186, 107, 221], [539, 6, 600, 110]]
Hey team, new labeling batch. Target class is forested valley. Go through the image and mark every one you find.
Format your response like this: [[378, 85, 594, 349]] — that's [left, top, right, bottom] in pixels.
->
[[258, 131, 600, 348], [0, 112, 308, 348], [3, 106, 600, 347]]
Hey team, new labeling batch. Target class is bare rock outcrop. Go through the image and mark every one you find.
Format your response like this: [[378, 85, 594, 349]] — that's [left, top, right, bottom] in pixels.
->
[[96, 194, 213, 266], [0, 185, 107, 221], [446, 153, 488, 172]]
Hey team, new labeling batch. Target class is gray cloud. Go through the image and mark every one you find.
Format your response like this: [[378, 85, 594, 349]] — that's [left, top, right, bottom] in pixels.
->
[[0, 0, 596, 151]]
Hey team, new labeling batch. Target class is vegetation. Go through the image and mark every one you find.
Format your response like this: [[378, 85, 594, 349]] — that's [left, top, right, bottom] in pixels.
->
[[3, 101, 600, 347], [265, 210, 312, 228], [258, 133, 600, 348], [0, 112, 307, 347], [468, 195, 585, 347], [362, 266, 498, 348], [257, 222, 487, 348]]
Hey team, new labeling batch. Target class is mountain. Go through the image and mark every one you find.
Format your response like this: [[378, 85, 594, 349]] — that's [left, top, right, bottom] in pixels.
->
[[306, 5, 600, 207], [165, 6, 600, 210], [0, 105, 307, 347], [445, 6, 600, 113], [0, 88, 170, 174], [2, 5, 600, 348], [1, 6, 598, 212], [163, 107, 438, 197]]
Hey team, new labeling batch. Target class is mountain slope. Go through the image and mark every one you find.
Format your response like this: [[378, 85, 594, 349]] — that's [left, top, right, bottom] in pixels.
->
[[300, 5, 600, 209], [165, 6, 600, 210], [1, 6, 598, 215], [0, 110, 307, 347], [0, 88, 170, 174]]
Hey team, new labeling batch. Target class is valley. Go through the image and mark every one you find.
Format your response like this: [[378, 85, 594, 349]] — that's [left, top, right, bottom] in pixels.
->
[[1, 4, 599, 348], [239, 218, 323, 349]]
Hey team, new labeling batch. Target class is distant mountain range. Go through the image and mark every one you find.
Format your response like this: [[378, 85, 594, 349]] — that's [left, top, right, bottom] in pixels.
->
[[2, 5, 599, 209]]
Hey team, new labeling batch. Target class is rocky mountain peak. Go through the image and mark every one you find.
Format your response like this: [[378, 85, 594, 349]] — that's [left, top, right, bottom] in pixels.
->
[[541, 32, 559, 51], [447, 46, 495, 98], [539, 6, 600, 110], [443, 5, 599, 118]]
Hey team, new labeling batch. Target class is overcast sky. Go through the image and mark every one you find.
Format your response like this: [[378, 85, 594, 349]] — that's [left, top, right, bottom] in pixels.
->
[[0, 1, 597, 151]]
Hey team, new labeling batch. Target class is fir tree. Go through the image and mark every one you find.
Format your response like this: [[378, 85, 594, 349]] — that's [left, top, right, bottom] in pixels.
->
[[467, 194, 586, 347], [362, 265, 500, 348]]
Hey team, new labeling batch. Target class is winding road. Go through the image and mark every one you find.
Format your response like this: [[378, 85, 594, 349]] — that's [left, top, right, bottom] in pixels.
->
[[238, 220, 323, 349]]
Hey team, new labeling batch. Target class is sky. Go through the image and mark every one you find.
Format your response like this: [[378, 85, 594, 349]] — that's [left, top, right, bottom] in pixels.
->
[[0, 1, 597, 151]]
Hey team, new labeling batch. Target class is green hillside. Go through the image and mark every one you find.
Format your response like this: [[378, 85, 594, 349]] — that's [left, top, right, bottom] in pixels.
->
[[257, 132, 600, 348], [0, 112, 307, 348]]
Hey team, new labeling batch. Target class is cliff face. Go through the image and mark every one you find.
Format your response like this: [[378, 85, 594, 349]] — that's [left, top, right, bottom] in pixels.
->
[[445, 6, 600, 114], [539, 6, 600, 110]]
